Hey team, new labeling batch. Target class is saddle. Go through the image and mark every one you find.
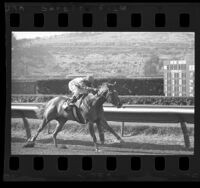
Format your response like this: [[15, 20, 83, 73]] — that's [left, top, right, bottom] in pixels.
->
[[63, 94, 87, 124]]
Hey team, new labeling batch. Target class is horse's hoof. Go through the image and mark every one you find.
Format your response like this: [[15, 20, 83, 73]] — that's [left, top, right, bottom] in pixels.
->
[[23, 141, 35, 148], [95, 148, 102, 152], [59, 145, 68, 149]]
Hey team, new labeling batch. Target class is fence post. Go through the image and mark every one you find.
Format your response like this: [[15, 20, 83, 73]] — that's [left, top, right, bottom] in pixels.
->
[[179, 116, 191, 149], [121, 122, 125, 137], [21, 115, 31, 140]]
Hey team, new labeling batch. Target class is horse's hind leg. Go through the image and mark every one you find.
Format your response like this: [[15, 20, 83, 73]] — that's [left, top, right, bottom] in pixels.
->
[[52, 119, 66, 148], [30, 118, 49, 142], [24, 118, 50, 148]]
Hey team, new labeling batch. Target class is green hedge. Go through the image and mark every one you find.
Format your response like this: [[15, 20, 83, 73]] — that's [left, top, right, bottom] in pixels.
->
[[120, 96, 194, 105], [12, 81, 36, 94], [11, 95, 194, 105], [36, 78, 164, 95]]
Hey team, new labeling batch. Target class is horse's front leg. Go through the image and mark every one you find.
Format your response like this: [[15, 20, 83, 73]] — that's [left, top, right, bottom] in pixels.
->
[[87, 122, 100, 152], [100, 118, 125, 143], [52, 119, 66, 148], [96, 119, 105, 145]]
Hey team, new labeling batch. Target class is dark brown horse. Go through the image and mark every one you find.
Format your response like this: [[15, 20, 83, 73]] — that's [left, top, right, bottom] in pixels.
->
[[24, 82, 124, 151]]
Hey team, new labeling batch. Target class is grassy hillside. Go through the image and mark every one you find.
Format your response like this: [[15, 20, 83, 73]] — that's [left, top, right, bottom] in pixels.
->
[[12, 32, 194, 80]]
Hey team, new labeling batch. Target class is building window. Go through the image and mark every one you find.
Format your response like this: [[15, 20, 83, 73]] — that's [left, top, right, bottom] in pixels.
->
[[189, 65, 194, 71], [181, 64, 186, 70], [182, 79, 186, 85], [179, 60, 186, 64], [190, 71, 194, 78], [182, 72, 185, 78]]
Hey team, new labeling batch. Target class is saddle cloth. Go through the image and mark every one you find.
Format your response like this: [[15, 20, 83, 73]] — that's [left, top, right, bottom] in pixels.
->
[[72, 105, 86, 124]]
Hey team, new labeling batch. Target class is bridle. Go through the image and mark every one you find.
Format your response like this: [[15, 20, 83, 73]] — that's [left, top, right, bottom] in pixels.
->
[[97, 88, 112, 101], [97, 82, 117, 101]]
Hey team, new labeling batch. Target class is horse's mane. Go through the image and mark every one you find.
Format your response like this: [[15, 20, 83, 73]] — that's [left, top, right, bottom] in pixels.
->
[[96, 82, 110, 97], [98, 82, 108, 92]]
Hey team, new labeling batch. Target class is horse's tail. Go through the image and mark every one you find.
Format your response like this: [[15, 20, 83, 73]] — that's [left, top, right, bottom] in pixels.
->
[[36, 103, 46, 119]]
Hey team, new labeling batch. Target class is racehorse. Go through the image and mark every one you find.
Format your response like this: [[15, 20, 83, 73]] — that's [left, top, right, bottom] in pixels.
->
[[24, 82, 124, 152]]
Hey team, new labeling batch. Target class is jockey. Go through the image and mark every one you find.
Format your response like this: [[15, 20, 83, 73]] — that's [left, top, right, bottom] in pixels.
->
[[67, 75, 98, 106]]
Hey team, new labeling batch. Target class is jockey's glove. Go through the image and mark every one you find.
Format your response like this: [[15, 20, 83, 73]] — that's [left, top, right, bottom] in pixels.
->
[[86, 87, 98, 92], [93, 88, 98, 92]]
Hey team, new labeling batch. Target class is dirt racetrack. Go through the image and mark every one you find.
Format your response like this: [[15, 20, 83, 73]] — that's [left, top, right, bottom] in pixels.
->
[[11, 119, 194, 155], [12, 137, 193, 155]]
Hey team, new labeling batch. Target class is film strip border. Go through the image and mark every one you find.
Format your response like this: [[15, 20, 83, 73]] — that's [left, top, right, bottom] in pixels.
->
[[6, 156, 200, 180], [8, 10, 191, 28], [5, 3, 200, 30], [4, 3, 200, 181]]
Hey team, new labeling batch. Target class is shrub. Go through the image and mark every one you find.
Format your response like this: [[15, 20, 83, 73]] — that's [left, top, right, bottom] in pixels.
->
[[35, 78, 164, 95], [12, 95, 194, 106]]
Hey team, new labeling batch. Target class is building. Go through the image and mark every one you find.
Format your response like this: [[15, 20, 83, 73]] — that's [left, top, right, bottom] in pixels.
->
[[163, 55, 194, 97]]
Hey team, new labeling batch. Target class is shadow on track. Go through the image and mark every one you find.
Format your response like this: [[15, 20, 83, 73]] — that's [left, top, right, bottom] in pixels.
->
[[12, 136, 193, 152]]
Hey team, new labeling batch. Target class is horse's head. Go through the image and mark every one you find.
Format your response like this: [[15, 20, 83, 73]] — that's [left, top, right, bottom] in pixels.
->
[[98, 82, 122, 108]]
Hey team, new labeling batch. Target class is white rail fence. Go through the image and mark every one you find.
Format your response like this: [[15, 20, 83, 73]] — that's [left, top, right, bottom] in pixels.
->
[[11, 103, 194, 149]]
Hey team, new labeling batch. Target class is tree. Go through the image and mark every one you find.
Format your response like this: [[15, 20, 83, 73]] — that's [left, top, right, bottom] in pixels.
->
[[144, 54, 160, 76]]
